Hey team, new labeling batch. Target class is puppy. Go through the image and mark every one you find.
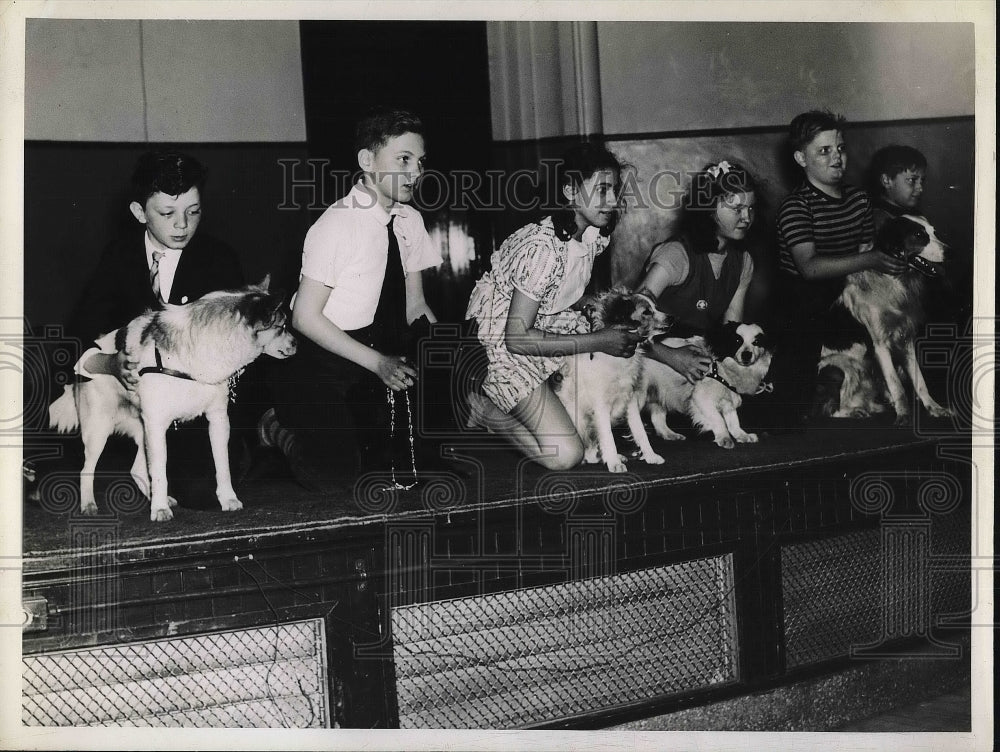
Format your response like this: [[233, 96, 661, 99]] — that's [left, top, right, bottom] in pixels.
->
[[49, 278, 297, 521], [553, 288, 672, 472], [645, 322, 773, 449], [820, 215, 953, 424]]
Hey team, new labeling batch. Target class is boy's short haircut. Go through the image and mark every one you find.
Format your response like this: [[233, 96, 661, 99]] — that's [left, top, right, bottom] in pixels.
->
[[870, 144, 928, 181], [789, 109, 848, 153], [355, 107, 424, 154], [131, 150, 207, 206]]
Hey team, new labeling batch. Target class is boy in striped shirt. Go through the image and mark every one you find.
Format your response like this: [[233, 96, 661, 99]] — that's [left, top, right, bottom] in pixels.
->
[[771, 110, 907, 426]]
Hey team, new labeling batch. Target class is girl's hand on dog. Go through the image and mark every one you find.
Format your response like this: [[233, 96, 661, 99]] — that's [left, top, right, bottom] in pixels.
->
[[668, 344, 713, 384], [592, 326, 644, 358], [376, 354, 418, 391]]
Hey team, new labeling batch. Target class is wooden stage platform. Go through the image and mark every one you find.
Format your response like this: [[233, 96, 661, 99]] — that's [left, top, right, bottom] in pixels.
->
[[22, 416, 964, 560], [20, 416, 974, 729]]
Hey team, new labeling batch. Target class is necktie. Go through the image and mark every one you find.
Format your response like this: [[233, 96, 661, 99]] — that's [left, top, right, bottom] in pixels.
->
[[150, 250, 166, 304], [371, 216, 407, 352]]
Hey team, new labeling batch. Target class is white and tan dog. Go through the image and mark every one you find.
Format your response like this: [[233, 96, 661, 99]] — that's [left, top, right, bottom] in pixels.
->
[[819, 215, 953, 424], [553, 288, 672, 472], [645, 322, 773, 449], [49, 278, 297, 521]]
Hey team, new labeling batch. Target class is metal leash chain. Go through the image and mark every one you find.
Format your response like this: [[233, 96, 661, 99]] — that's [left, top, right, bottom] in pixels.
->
[[386, 387, 418, 491], [228, 367, 246, 404]]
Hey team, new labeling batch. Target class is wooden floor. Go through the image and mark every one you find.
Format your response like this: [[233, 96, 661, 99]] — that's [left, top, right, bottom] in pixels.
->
[[835, 685, 971, 732]]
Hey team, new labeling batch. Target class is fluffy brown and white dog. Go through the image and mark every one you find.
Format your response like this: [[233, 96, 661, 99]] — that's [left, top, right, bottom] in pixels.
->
[[817, 215, 953, 424], [49, 278, 297, 521], [553, 288, 672, 472], [645, 322, 773, 449]]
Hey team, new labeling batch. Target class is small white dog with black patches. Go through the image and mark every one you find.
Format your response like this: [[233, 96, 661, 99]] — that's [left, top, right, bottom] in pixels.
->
[[553, 288, 673, 472], [49, 278, 297, 521], [645, 322, 773, 449]]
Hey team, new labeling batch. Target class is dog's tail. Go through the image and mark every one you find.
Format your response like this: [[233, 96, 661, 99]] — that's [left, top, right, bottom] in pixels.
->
[[49, 384, 80, 433]]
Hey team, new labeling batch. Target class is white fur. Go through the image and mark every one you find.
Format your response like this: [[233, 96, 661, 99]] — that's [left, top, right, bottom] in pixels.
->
[[49, 282, 297, 521], [554, 290, 670, 472], [645, 323, 773, 450], [828, 215, 952, 425], [817, 343, 888, 418]]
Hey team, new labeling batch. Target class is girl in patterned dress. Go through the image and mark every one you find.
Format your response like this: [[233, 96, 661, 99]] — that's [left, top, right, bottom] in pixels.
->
[[465, 144, 643, 470]]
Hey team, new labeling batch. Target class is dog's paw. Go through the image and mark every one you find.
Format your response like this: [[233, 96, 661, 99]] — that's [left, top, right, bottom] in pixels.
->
[[583, 447, 601, 464], [893, 412, 912, 427], [150, 506, 175, 522], [219, 497, 243, 512], [735, 433, 759, 444], [167, 495, 179, 508], [606, 460, 628, 473], [80, 500, 99, 516], [715, 436, 735, 449], [927, 404, 954, 418], [655, 428, 686, 441], [642, 452, 666, 465], [847, 408, 870, 418]]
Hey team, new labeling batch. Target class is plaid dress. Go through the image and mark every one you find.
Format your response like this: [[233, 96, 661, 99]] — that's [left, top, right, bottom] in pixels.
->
[[465, 217, 608, 412]]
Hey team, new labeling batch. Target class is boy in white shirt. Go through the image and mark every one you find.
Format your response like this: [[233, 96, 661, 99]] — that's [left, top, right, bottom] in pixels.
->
[[265, 108, 442, 487]]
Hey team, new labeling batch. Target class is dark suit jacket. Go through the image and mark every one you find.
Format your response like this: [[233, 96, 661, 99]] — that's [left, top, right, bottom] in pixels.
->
[[62, 231, 248, 506], [70, 231, 244, 345]]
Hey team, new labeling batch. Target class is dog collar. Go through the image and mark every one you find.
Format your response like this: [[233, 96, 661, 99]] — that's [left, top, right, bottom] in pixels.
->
[[705, 360, 773, 396], [138, 347, 195, 381], [906, 255, 939, 278], [890, 249, 939, 278]]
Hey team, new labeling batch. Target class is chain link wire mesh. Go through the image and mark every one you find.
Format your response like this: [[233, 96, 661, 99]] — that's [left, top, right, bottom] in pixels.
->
[[782, 508, 970, 668], [23, 619, 329, 727], [391, 555, 737, 728], [782, 529, 883, 668]]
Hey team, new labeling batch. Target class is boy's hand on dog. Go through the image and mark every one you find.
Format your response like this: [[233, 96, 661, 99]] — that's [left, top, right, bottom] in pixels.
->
[[113, 350, 140, 390], [868, 251, 909, 276], [376, 354, 418, 391], [593, 326, 644, 358]]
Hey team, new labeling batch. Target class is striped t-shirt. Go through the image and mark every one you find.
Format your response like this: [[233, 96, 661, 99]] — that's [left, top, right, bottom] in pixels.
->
[[776, 182, 875, 277]]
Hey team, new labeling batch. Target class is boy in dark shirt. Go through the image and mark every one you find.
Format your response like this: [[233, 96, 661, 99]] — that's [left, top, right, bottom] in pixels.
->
[[771, 110, 908, 426]]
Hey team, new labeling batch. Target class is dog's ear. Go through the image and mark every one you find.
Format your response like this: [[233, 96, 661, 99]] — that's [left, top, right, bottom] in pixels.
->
[[235, 289, 280, 329], [257, 274, 271, 292], [603, 296, 632, 326], [753, 329, 772, 350], [876, 218, 908, 256], [268, 288, 288, 308], [704, 321, 740, 357]]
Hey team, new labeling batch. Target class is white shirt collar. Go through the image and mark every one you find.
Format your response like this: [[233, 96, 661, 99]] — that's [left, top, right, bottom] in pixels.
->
[[143, 232, 183, 262], [567, 225, 604, 257], [581, 225, 602, 246], [349, 181, 398, 227]]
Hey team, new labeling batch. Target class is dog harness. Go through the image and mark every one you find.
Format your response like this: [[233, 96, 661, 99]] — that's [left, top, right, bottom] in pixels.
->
[[138, 346, 245, 403], [138, 347, 195, 381]]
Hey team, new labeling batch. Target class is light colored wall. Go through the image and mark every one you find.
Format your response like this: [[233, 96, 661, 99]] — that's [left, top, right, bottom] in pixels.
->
[[25, 19, 306, 142], [487, 22, 975, 141], [597, 22, 975, 135]]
